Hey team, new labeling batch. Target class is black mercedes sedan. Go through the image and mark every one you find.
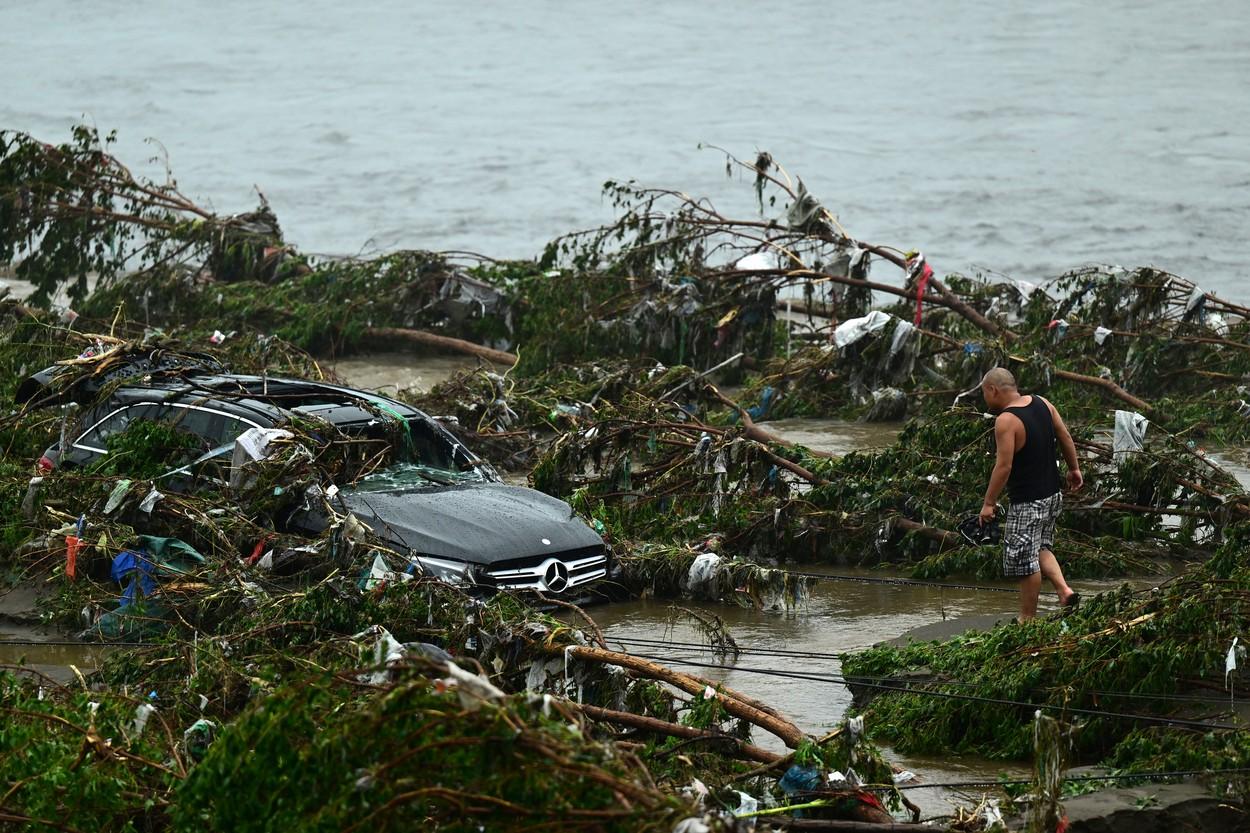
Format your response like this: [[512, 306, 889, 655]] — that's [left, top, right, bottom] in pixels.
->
[[30, 370, 610, 598]]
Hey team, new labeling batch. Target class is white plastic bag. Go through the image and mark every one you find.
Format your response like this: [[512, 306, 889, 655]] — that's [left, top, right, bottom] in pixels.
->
[[1113, 410, 1148, 465], [833, 311, 891, 349]]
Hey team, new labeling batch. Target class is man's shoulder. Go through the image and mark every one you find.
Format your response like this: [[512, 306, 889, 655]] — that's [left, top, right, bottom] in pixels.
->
[[993, 410, 1021, 431]]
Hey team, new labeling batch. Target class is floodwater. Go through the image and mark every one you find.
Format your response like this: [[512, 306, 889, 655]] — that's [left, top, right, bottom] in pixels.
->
[[762, 417, 901, 457], [0, 627, 111, 687], [592, 578, 1033, 815], [3, 1, 1250, 299], [327, 352, 480, 395]]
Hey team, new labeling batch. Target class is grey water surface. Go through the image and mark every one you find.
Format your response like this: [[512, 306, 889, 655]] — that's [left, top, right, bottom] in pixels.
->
[[3, 1, 1249, 297]]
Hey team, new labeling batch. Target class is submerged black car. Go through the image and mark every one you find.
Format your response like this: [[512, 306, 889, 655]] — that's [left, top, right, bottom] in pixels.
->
[[32, 371, 611, 598]]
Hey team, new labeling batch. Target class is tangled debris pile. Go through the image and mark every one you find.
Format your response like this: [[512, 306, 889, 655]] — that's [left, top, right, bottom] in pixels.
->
[[4, 127, 1250, 829]]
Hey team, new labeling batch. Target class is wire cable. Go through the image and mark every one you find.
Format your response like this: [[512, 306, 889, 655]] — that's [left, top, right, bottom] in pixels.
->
[[762, 568, 1029, 595], [891, 767, 1250, 791], [619, 650, 1247, 732], [608, 633, 1250, 706]]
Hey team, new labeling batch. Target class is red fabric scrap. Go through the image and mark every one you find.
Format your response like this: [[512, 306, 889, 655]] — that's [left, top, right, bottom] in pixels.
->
[[247, 536, 273, 565], [911, 258, 933, 326], [66, 535, 80, 580]]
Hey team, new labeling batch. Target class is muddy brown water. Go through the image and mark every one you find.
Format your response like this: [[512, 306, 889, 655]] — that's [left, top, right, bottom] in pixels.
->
[[7, 355, 1246, 818], [326, 352, 481, 396]]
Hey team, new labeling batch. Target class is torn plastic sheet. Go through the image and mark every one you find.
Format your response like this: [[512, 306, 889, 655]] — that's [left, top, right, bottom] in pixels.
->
[[229, 427, 295, 488], [711, 449, 728, 516], [342, 512, 372, 545], [352, 624, 408, 685], [779, 765, 823, 796], [849, 247, 871, 280], [104, 479, 133, 514], [525, 656, 567, 693], [786, 180, 824, 231], [437, 272, 507, 319], [1113, 410, 1148, 465], [1011, 278, 1040, 298], [138, 488, 163, 514], [352, 630, 455, 680], [732, 790, 759, 817], [359, 550, 412, 591], [131, 702, 156, 736], [439, 660, 507, 711], [1094, 325, 1113, 346], [888, 320, 914, 357], [111, 549, 157, 604], [685, 552, 722, 599], [832, 310, 891, 349], [865, 387, 906, 422], [1185, 285, 1207, 322], [182, 718, 217, 760], [735, 252, 775, 271]]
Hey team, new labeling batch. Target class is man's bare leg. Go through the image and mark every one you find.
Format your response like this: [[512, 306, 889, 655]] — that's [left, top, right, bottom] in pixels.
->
[[1018, 571, 1041, 620], [1039, 548, 1075, 604]]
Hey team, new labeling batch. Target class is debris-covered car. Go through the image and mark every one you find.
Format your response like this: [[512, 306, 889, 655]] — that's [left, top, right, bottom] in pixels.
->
[[29, 370, 613, 598]]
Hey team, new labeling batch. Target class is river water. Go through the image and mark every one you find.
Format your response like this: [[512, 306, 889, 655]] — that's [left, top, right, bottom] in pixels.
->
[[3, 1, 1250, 299]]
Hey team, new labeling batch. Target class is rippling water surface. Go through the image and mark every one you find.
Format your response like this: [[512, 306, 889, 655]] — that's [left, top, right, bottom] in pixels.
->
[[3, 1, 1249, 297]]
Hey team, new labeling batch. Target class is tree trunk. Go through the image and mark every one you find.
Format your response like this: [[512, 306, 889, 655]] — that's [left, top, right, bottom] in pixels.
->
[[573, 703, 781, 765], [365, 326, 517, 366], [552, 644, 808, 749]]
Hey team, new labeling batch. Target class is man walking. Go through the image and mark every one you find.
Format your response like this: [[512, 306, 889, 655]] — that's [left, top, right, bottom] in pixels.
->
[[978, 368, 1082, 620]]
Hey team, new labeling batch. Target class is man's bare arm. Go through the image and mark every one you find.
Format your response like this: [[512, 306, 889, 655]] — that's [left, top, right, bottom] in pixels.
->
[[1043, 397, 1083, 490], [981, 414, 1017, 520]]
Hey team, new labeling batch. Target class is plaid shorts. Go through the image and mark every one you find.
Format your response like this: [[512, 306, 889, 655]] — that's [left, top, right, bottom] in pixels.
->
[[1002, 492, 1062, 578]]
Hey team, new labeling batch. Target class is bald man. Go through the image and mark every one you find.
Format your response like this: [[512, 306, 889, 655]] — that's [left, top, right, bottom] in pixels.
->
[[979, 368, 1083, 620]]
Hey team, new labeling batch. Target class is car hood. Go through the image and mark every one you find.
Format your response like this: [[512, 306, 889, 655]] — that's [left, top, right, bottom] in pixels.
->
[[335, 482, 603, 565]]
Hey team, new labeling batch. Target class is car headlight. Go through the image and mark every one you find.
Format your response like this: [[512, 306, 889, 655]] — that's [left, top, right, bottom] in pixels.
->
[[409, 554, 474, 586]]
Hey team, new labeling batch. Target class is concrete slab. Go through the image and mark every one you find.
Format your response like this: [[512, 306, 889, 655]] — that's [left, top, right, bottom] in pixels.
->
[[882, 613, 1013, 647], [1061, 781, 1246, 833]]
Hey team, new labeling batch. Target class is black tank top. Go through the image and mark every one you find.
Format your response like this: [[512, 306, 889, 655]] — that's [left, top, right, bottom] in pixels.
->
[[1004, 396, 1062, 502]]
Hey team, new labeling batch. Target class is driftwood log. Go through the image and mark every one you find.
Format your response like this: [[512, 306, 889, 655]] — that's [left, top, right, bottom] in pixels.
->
[[365, 326, 517, 366], [572, 703, 781, 765], [550, 644, 807, 749]]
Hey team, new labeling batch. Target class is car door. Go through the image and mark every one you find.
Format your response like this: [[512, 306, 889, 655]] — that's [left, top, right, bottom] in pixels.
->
[[160, 404, 263, 487], [62, 403, 167, 467], [63, 401, 261, 479]]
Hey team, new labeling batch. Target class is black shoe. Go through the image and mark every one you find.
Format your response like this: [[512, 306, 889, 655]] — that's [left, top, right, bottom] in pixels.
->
[[957, 512, 1002, 546]]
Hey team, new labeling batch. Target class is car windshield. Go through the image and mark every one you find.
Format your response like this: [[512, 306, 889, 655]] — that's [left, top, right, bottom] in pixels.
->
[[351, 461, 487, 492]]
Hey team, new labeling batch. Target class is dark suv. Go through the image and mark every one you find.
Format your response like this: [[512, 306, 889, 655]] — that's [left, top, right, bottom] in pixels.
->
[[33, 372, 610, 598]]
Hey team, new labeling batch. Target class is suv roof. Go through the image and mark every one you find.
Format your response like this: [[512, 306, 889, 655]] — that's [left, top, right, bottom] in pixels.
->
[[107, 374, 428, 429]]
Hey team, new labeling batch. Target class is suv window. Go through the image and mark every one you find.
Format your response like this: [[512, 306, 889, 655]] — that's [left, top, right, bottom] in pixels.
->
[[169, 405, 255, 447], [76, 404, 166, 450], [76, 403, 259, 453]]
